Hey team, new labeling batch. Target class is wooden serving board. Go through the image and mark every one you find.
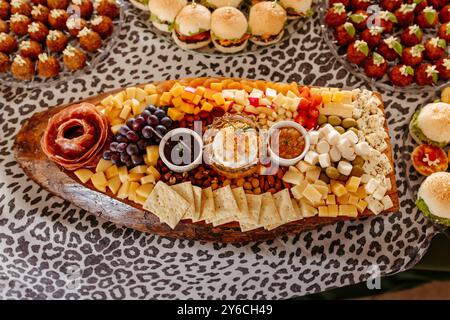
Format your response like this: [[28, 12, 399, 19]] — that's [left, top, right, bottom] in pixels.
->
[[13, 79, 399, 243]]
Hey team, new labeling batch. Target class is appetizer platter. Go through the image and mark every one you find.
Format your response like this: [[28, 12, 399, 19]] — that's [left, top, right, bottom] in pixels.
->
[[0, 0, 123, 87], [132, 0, 314, 55], [320, 0, 450, 92], [402, 85, 449, 227], [14, 77, 399, 243]]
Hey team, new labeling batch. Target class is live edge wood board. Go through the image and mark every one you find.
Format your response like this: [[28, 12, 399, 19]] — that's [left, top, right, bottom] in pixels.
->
[[13, 78, 399, 243]]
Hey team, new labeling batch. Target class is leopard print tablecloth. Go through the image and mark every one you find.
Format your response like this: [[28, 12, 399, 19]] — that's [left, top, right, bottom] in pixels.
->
[[0, 7, 440, 300]]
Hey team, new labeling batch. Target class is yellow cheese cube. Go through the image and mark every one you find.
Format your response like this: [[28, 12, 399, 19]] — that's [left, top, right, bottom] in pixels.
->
[[92, 180, 106, 192], [327, 204, 339, 217], [318, 206, 329, 217], [355, 186, 367, 199], [303, 184, 322, 204], [144, 84, 157, 95], [331, 182, 348, 197], [210, 82, 223, 91], [348, 194, 359, 206], [135, 88, 147, 102], [159, 92, 172, 105], [180, 102, 195, 114], [195, 86, 206, 97], [339, 204, 358, 217], [337, 193, 349, 205], [204, 89, 216, 101], [126, 87, 136, 100], [141, 174, 156, 185], [313, 184, 328, 199], [132, 100, 145, 116], [300, 199, 318, 217], [128, 172, 144, 182], [305, 167, 321, 183], [135, 195, 147, 205], [321, 91, 332, 104], [105, 165, 119, 179], [170, 83, 184, 97], [147, 166, 161, 181], [192, 95, 202, 105], [130, 165, 148, 174], [101, 95, 113, 107], [95, 158, 113, 173], [212, 92, 225, 106], [331, 92, 344, 103], [118, 166, 129, 183], [128, 182, 140, 202], [145, 146, 159, 166], [201, 101, 214, 112], [119, 104, 131, 119], [74, 169, 94, 184], [117, 181, 130, 199], [193, 107, 201, 115], [356, 199, 368, 213], [111, 124, 123, 135], [145, 94, 159, 106], [91, 171, 107, 186], [167, 107, 184, 121], [107, 176, 121, 195], [136, 183, 154, 199], [181, 90, 195, 101], [326, 194, 336, 205], [172, 97, 183, 108], [291, 180, 309, 200], [345, 176, 361, 193]]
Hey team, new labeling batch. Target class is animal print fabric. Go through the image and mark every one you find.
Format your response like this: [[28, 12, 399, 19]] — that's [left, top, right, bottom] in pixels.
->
[[0, 6, 440, 300]]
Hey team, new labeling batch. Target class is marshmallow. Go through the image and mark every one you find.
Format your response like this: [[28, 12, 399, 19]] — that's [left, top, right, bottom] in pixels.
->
[[342, 130, 359, 144], [329, 146, 341, 162], [337, 161, 353, 176], [337, 137, 351, 153], [316, 140, 330, 154], [326, 130, 340, 145], [319, 153, 331, 168], [355, 142, 370, 157], [308, 131, 319, 145], [304, 151, 319, 165]]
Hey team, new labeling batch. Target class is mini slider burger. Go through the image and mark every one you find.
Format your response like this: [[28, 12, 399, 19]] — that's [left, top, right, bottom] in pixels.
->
[[248, 1, 287, 46], [202, 0, 242, 9], [409, 102, 450, 148], [148, 0, 187, 32], [279, 0, 313, 19], [416, 172, 450, 227], [210, 6, 249, 53], [172, 3, 211, 50]]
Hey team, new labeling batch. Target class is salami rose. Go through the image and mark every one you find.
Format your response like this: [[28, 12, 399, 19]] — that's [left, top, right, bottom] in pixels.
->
[[41, 103, 110, 171]]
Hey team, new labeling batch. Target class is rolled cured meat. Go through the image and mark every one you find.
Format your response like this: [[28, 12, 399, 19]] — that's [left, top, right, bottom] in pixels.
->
[[41, 103, 110, 171]]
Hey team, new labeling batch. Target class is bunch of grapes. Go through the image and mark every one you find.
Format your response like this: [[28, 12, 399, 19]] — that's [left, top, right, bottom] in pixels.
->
[[103, 105, 173, 167]]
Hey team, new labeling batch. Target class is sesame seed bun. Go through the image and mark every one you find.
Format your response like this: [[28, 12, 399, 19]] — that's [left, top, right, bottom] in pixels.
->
[[418, 172, 450, 220], [175, 4, 211, 36], [249, 1, 287, 36]]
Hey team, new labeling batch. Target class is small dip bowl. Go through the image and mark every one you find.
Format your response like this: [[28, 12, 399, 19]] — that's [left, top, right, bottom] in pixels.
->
[[159, 128, 203, 173], [268, 121, 310, 167]]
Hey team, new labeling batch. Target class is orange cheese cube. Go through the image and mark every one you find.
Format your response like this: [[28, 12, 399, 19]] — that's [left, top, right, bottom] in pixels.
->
[[105, 165, 119, 179], [169, 83, 184, 97], [171, 97, 184, 108], [345, 176, 361, 193], [356, 199, 368, 213], [327, 204, 339, 217], [337, 193, 349, 205], [318, 206, 329, 217], [194, 107, 201, 115], [146, 166, 161, 181], [128, 172, 144, 182], [167, 108, 184, 121], [136, 183, 154, 199], [128, 182, 140, 202], [210, 82, 223, 91], [159, 92, 172, 105], [117, 181, 130, 199], [192, 95, 202, 105], [331, 181, 348, 197], [74, 169, 94, 184], [181, 90, 195, 102], [212, 92, 225, 105], [201, 101, 214, 112], [180, 102, 195, 114], [107, 176, 121, 195], [204, 89, 217, 100], [195, 86, 206, 96], [348, 194, 359, 206]]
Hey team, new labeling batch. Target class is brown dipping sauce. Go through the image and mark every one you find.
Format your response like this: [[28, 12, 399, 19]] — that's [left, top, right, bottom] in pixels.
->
[[271, 127, 305, 159]]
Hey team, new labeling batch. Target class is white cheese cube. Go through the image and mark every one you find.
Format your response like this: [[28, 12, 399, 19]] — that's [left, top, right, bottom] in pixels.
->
[[337, 161, 353, 176], [341, 147, 356, 161], [316, 140, 330, 154], [372, 185, 387, 200], [365, 196, 384, 215], [329, 146, 341, 162], [326, 130, 341, 145], [308, 131, 320, 145], [319, 153, 331, 168], [304, 151, 319, 165], [355, 142, 370, 157], [250, 89, 264, 98], [364, 178, 379, 194], [234, 90, 247, 105], [222, 90, 235, 99], [382, 195, 393, 210], [321, 124, 335, 135], [342, 130, 359, 144], [272, 93, 286, 107], [360, 174, 372, 184], [265, 88, 277, 98], [384, 177, 392, 191], [337, 138, 351, 153]]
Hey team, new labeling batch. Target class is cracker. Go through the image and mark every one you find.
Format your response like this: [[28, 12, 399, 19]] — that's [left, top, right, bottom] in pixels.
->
[[273, 189, 298, 223], [232, 187, 249, 221], [245, 193, 262, 225], [143, 181, 189, 229], [259, 192, 281, 228], [171, 182, 196, 221], [212, 185, 239, 225], [192, 185, 202, 222], [200, 187, 215, 222], [291, 198, 303, 221]]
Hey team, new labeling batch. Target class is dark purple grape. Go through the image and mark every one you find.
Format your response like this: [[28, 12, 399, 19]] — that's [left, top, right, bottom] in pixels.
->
[[116, 135, 128, 143], [126, 143, 139, 156], [146, 105, 157, 113], [109, 142, 118, 152], [120, 152, 131, 163], [147, 114, 159, 126], [117, 142, 127, 153], [119, 126, 130, 136], [131, 116, 145, 131], [141, 109, 152, 121], [160, 116, 172, 128], [141, 125, 154, 139], [126, 118, 135, 128], [126, 130, 140, 142], [111, 153, 121, 165], [131, 154, 144, 166], [137, 139, 147, 151], [154, 109, 166, 119], [155, 125, 167, 136], [103, 150, 112, 160]]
